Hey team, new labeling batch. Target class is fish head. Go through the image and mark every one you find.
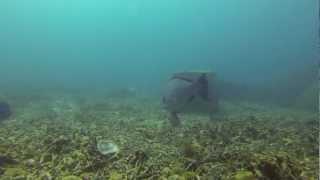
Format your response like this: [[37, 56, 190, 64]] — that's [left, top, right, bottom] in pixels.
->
[[0, 102, 11, 120], [162, 78, 198, 112]]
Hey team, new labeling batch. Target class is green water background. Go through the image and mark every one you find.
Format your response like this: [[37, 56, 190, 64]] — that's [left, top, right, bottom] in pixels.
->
[[0, 0, 318, 110]]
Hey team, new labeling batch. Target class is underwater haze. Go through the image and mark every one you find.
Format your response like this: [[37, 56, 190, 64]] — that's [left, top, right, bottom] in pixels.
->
[[0, 0, 318, 96], [0, 0, 318, 179]]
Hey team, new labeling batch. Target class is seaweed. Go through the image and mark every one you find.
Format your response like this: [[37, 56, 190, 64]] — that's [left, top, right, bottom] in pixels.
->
[[0, 95, 317, 179]]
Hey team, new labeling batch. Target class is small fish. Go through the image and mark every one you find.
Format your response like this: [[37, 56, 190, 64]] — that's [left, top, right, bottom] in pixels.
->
[[162, 71, 219, 126]]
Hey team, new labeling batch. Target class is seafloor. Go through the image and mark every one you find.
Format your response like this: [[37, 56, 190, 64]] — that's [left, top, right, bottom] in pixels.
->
[[0, 93, 318, 180]]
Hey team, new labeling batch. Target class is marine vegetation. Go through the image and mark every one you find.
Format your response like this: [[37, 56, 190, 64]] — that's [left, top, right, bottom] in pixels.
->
[[0, 94, 318, 179]]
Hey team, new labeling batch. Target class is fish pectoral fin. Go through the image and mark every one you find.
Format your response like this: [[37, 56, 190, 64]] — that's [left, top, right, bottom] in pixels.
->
[[197, 73, 209, 101]]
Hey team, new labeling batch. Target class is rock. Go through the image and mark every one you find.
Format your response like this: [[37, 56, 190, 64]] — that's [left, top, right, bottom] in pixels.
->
[[109, 171, 123, 180]]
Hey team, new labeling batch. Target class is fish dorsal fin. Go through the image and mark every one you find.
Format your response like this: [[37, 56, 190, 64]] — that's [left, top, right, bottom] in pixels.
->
[[171, 72, 210, 101], [171, 75, 194, 83]]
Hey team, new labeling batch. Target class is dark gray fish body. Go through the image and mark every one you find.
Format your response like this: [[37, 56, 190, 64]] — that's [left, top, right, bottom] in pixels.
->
[[0, 102, 11, 121], [162, 72, 219, 126]]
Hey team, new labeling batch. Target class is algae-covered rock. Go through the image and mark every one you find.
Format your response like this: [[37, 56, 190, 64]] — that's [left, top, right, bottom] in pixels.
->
[[168, 174, 184, 180], [39, 172, 53, 180], [24, 159, 36, 168], [0, 154, 18, 166], [127, 150, 148, 166], [109, 171, 123, 180], [182, 171, 199, 179], [62, 175, 82, 180], [44, 135, 71, 154], [61, 156, 77, 171], [3, 167, 28, 177], [80, 173, 94, 180], [181, 140, 206, 160], [161, 167, 172, 177], [249, 153, 303, 179], [232, 170, 256, 180], [40, 153, 52, 163]]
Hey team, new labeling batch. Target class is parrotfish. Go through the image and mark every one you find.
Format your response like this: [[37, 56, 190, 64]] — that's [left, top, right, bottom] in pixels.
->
[[162, 71, 219, 126], [0, 102, 11, 121]]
